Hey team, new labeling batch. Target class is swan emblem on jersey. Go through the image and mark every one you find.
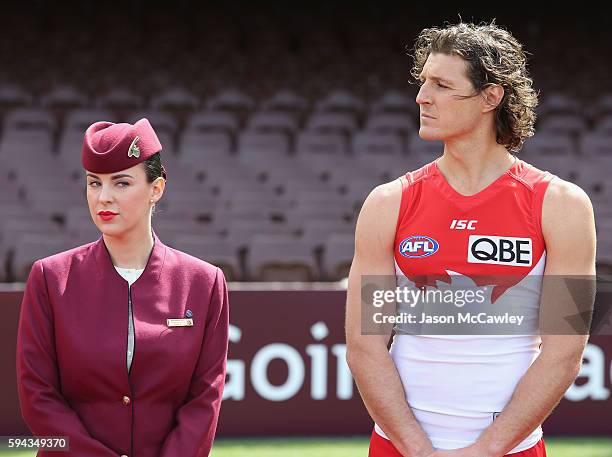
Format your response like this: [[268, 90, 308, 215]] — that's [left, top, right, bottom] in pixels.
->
[[399, 235, 439, 259]]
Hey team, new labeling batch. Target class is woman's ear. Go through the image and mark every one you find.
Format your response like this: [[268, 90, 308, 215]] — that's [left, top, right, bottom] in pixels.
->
[[151, 177, 166, 203]]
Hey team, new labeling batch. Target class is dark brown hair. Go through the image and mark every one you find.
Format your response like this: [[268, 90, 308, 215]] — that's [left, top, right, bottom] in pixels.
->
[[142, 152, 167, 183], [410, 20, 538, 152]]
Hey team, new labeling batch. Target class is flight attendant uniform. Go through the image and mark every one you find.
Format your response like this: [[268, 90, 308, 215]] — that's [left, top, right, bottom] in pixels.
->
[[16, 119, 230, 457]]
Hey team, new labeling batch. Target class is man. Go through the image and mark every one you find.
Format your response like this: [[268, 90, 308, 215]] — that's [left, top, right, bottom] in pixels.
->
[[346, 22, 595, 457]]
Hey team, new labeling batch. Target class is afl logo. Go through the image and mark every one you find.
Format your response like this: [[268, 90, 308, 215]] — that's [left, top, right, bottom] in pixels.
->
[[399, 236, 439, 258]]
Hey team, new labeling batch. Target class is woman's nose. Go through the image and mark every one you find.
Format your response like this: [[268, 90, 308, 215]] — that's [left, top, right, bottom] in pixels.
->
[[98, 185, 113, 203]]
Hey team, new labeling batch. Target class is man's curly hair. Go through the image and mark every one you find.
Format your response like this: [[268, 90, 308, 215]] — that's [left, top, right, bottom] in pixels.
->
[[410, 21, 538, 152]]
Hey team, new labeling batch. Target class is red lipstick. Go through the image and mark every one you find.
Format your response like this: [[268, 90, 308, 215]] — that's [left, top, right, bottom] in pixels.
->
[[98, 211, 118, 221]]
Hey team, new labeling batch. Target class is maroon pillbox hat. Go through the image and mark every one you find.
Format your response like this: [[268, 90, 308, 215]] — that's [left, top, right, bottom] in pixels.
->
[[82, 118, 163, 174]]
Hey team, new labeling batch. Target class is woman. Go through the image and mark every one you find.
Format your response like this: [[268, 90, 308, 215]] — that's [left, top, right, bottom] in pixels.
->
[[16, 118, 229, 457]]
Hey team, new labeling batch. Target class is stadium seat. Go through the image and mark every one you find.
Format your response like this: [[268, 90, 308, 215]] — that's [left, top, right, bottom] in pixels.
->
[[225, 219, 294, 252], [11, 233, 74, 281], [364, 112, 416, 136], [537, 93, 581, 117], [197, 160, 262, 191], [277, 176, 336, 202], [295, 131, 350, 179], [185, 111, 240, 136], [25, 185, 86, 218], [592, 114, 612, 134], [407, 133, 444, 162], [94, 89, 144, 111], [321, 233, 354, 280], [246, 111, 299, 133], [575, 158, 612, 199], [287, 200, 351, 226], [70, 224, 103, 247], [315, 89, 366, 115], [179, 130, 233, 166], [0, 131, 56, 177], [206, 88, 256, 113], [341, 179, 380, 214], [0, 84, 33, 109], [63, 108, 116, 136], [537, 113, 588, 136], [579, 132, 612, 156], [156, 187, 220, 219], [1, 5, 609, 288], [246, 234, 317, 281], [128, 111, 179, 136], [3, 108, 56, 133], [170, 234, 241, 281], [370, 90, 418, 115], [63, 205, 96, 232], [305, 111, 358, 135], [521, 132, 575, 156], [225, 188, 288, 220], [591, 93, 612, 119], [524, 154, 580, 182], [595, 216, 612, 270], [238, 130, 290, 155], [40, 85, 88, 109], [260, 89, 309, 113], [296, 130, 348, 156], [150, 86, 200, 110], [353, 131, 406, 178], [0, 242, 8, 282], [0, 210, 62, 252], [299, 218, 355, 250]]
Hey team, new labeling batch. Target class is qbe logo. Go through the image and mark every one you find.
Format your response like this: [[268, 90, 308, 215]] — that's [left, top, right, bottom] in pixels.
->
[[468, 235, 532, 266], [399, 236, 439, 259]]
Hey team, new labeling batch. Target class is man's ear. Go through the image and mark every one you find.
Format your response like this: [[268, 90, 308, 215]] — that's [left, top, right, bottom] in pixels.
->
[[481, 84, 505, 113]]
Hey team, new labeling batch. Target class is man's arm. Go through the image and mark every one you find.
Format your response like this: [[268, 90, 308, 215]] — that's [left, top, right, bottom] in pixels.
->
[[345, 180, 435, 457], [467, 179, 597, 457]]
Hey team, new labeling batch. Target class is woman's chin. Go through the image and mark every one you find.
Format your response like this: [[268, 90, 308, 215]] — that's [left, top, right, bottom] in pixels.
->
[[97, 225, 123, 237]]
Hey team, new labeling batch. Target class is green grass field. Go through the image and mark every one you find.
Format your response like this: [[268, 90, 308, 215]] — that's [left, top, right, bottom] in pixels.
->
[[1, 436, 611, 456]]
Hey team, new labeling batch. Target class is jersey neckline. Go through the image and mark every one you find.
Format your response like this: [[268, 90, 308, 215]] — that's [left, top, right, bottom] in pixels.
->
[[431, 155, 521, 201]]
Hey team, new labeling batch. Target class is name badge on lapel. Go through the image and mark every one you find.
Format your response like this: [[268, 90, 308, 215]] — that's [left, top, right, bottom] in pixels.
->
[[166, 318, 194, 327]]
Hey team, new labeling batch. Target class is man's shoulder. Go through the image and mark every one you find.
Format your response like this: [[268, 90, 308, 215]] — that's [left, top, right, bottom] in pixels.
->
[[366, 179, 403, 207], [543, 176, 592, 211], [542, 176, 594, 242]]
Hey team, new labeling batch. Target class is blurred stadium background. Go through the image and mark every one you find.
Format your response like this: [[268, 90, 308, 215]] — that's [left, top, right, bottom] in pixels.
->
[[0, 1, 610, 455]]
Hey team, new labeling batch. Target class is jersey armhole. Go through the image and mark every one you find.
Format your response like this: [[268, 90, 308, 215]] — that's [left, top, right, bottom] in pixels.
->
[[534, 172, 555, 245], [394, 173, 413, 236]]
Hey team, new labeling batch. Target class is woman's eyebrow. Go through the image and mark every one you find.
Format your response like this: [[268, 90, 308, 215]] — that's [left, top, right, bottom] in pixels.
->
[[85, 173, 134, 180]]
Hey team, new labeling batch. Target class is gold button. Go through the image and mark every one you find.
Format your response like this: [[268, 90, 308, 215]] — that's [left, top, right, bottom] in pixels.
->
[[122, 396, 130, 405]]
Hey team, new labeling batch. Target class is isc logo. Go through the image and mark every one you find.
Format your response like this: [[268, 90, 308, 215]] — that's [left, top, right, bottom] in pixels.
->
[[399, 236, 439, 258], [468, 235, 532, 266], [450, 219, 477, 230]]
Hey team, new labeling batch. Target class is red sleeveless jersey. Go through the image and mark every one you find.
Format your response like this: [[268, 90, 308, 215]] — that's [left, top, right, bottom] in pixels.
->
[[374, 157, 556, 452], [394, 158, 555, 302]]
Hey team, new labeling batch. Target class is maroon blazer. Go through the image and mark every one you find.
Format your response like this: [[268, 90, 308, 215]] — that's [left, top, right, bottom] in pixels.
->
[[16, 231, 229, 457]]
